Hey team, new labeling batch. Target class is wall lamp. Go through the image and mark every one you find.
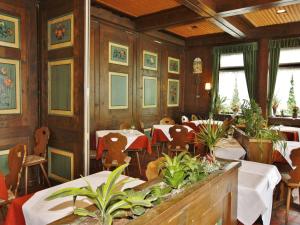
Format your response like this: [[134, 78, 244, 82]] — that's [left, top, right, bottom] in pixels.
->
[[205, 82, 211, 96], [193, 58, 202, 98]]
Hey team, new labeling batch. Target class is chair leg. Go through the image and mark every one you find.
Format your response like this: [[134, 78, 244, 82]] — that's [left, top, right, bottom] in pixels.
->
[[25, 166, 28, 195], [135, 151, 142, 175], [286, 187, 291, 225], [39, 164, 51, 187]]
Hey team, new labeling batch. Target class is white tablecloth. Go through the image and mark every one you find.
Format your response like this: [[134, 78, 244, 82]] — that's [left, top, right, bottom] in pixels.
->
[[274, 141, 300, 167], [152, 125, 193, 141], [272, 125, 300, 141], [214, 138, 246, 160], [22, 171, 144, 225], [190, 119, 223, 127], [238, 160, 281, 225], [96, 130, 144, 150]]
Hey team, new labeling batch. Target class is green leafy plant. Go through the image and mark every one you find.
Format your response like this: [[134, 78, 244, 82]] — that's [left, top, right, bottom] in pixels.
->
[[214, 95, 227, 114], [46, 164, 156, 225], [196, 119, 225, 156], [150, 185, 172, 205], [182, 154, 206, 183]]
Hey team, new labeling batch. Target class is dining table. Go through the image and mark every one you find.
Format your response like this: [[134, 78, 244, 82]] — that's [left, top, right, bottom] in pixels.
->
[[272, 125, 300, 141], [22, 171, 144, 225], [238, 160, 281, 225], [96, 129, 152, 159], [214, 138, 246, 160]]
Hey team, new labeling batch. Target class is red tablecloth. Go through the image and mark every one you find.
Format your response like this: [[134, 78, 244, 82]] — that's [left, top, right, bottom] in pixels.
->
[[0, 173, 8, 201], [182, 122, 200, 132], [281, 131, 299, 142], [4, 194, 33, 225], [151, 128, 195, 145], [96, 135, 152, 159]]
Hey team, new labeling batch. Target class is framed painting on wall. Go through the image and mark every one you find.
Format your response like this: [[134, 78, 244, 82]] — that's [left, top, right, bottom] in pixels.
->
[[48, 13, 74, 50], [0, 58, 21, 114], [109, 72, 128, 109], [0, 13, 20, 48], [48, 59, 74, 116], [109, 42, 129, 66], [143, 76, 157, 108], [143, 50, 158, 71], [167, 79, 180, 107], [168, 57, 180, 74]]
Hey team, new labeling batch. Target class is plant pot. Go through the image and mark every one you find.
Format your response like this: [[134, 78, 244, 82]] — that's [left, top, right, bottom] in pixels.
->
[[272, 107, 277, 116], [292, 111, 298, 119]]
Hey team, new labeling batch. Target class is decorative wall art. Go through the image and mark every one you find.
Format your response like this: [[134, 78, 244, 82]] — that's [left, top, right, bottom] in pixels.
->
[[0, 13, 20, 48], [143, 76, 157, 108], [48, 13, 73, 50], [48, 59, 74, 116], [0, 58, 20, 114], [143, 50, 158, 71], [109, 72, 128, 109], [168, 57, 180, 74], [109, 42, 129, 66], [167, 79, 180, 107]]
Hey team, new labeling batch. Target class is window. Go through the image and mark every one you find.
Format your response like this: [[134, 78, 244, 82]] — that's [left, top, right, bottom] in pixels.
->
[[273, 47, 300, 116], [218, 53, 250, 114]]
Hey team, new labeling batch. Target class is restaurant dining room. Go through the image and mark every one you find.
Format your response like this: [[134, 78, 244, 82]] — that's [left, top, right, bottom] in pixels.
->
[[2, 0, 300, 225]]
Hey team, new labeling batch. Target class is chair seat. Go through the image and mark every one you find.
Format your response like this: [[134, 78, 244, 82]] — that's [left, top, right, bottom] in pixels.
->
[[282, 173, 300, 187], [24, 155, 47, 166]]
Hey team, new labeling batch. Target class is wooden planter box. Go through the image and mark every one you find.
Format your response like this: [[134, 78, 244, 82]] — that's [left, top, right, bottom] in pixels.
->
[[51, 161, 240, 225], [234, 127, 273, 164]]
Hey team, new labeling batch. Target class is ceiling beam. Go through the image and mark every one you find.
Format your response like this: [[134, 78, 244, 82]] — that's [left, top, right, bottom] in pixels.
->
[[135, 6, 203, 32], [216, 0, 300, 17]]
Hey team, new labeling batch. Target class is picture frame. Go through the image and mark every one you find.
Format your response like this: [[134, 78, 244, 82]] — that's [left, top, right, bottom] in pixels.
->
[[0, 58, 21, 114], [168, 57, 180, 74], [143, 76, 157, 108], [48, 59, 74, 116], [0, 13, 20, 48], [48, 147, 74, 183], [109, 42, 129, 66], [167, 79, 180, 107], [48, 13, 74, 50], [109, 72, 128, 109], [143, 50, 158, 71]]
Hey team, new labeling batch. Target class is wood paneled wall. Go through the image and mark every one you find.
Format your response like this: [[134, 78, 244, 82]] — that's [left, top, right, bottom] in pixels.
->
[[90, 9, 185, 138], [39, 0, 85, 178], [0, 0, 38, 152]]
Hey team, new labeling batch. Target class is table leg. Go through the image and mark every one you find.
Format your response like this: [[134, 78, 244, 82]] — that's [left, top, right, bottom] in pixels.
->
[[286, 187, 291, 224], [25, 166, 28, 195], [136, 151, 142, 175], [40, 164, 51, 187]]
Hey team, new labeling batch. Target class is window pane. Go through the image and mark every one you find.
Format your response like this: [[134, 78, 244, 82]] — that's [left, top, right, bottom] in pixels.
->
[[273, 68, 300, 116], [279, 47, 300, 64], [220, 53, 244, 68], [218, 70, 250, 113]]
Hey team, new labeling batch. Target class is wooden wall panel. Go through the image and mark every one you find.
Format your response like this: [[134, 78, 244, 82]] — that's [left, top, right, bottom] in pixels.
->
[[39, 0, 85, 178], [0, 0, 38, 152]]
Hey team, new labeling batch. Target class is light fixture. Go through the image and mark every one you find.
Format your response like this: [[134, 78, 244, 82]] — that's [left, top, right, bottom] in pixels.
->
[[205, 82, 211, 96], [276, 9, 287, 14], [193, 58, 203, 98]]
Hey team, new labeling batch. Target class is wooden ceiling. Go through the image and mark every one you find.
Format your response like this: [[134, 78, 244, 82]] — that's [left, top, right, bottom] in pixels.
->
[[92, 0, 300, 39], [244, 4, 300, 27], [93, 0, 180, 17]]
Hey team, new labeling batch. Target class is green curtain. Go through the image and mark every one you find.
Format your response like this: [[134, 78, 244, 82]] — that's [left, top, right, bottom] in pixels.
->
[[267, 37, 300, 116], [210, 42, 258, 113]]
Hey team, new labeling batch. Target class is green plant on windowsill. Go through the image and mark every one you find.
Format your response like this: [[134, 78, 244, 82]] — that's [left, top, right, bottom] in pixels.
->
[[272, 95, 280, 116], [214, 95, 227, 115]]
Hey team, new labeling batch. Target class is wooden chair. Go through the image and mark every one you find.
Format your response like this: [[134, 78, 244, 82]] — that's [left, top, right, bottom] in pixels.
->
[[167, 125, 189, 156], [191, 114, 199, 121], [23, 127, 51, 194], [181, 115, 189, 123], [160, 117, 175, 125], [120, 122, 131, 130], [0, 145, 27, 208], [145, 157, 165, 181], [102, 133, 131, 174], [281, 148, 300, 224]]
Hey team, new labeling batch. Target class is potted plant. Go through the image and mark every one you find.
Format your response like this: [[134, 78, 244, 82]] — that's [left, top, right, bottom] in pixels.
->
[[292, 106, 299, 118], [214, 95, 226, 115], [272, 95, 280, 116]]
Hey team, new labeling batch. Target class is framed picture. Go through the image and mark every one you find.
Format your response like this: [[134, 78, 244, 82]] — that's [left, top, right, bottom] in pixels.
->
[[48, 59, 74, 116], [167, 79, 180, 107], [0, 58, 21, 114], [109, 42, 129, 66], [109, 72, 128, 109], [143, 50, 158, 71], [143, 76, 157, 108], [48, 13, 74, 50], [168, 57, 180, 74], [0, 13, 20, 48]]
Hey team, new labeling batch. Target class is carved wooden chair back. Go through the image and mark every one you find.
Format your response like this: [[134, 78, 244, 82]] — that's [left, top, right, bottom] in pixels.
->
[[103, 133, 127, 165], [191, 114, 199, 121], [145, 157, 165, 181], [5, 144, 27, 196], [120, 122, 131, 130], [160, 117, 175, 125], [288, 148, 300, 184], [136, 121, 145, 133], [168, 125, 189, 149], [33, 127, 50, 157]]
